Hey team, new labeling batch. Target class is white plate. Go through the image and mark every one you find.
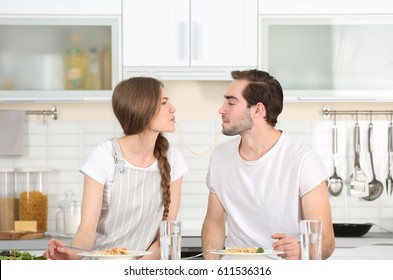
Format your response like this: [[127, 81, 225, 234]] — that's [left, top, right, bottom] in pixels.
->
[[78, 251, 152, 260], [209, 249, 283, 260]]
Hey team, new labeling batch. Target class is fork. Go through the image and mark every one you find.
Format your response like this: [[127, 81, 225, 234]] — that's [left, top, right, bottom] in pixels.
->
[[63, 245, 93, 253]]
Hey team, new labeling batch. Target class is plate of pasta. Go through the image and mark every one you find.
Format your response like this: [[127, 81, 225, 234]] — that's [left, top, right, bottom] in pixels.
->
[[78, 247, 152, 260], [209, 247, 283, 260]]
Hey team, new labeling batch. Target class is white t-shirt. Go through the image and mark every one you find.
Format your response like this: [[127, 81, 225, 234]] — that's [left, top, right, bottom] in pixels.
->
[[81, 139, 188, 209], [206, 131, 328, 249]]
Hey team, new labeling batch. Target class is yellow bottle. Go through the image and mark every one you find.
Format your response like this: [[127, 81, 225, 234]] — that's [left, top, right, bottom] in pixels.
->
[[101, 47, 112, 90], [65, 35, 86, 90]]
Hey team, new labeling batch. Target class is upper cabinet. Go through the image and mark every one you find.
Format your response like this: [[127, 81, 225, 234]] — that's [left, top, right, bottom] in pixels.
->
[[123, 0, 258, 80], [0, 0, 121, 15], [0, 0, 121, 101], [0, 17, 120, 101], [259, 0, 393, 101], [258, 0, 393, 15]]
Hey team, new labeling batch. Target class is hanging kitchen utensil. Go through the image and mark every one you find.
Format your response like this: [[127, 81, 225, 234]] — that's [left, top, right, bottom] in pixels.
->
[[350, 115, 369, 197], [386, 115, 393, 195], [363, 114, 383, 201], [329, 115, 343, 196]]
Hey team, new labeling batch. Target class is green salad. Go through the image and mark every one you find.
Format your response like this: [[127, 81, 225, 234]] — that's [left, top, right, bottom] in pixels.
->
[[0, 250, 47, 260]]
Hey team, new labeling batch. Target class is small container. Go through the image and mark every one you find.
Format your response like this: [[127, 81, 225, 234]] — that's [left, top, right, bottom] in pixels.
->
[[0, 168, 17, 231], [56, 190, 81, 235], [15, 168, 51, 232]]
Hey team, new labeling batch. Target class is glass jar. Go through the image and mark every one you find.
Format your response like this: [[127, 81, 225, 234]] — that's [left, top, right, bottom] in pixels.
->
[[15, 168, 51, 232], [56, 190, 81, 236], [0, 168, 17, 231]]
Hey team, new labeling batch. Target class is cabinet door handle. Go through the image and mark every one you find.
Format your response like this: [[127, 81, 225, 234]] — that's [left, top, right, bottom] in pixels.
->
[[177, 21, 187, 62], [191, 21, 200, 63]]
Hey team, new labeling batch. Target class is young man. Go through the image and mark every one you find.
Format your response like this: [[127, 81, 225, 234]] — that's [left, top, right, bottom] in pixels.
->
[[201, 69, 335, 260]]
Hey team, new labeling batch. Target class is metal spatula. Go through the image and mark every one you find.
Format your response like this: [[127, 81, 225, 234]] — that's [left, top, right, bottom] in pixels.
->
[[350, 121, 369, 198]]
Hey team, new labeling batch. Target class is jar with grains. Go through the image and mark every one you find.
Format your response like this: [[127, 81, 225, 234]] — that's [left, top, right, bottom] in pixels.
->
[[0, 168, 18, 232], [16, 168, 51, 232]]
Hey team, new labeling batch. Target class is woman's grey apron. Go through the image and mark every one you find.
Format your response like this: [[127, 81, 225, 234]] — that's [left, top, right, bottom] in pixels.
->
[[92, 138, 163, 251]]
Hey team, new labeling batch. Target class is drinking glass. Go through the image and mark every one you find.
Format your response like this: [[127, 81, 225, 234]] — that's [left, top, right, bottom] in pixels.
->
[[299, 220, 322, 260], [160, 220, 181, 260]]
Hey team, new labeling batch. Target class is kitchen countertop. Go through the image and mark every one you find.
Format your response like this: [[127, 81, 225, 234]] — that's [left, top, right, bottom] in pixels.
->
[[0, 235, 202, 251], [330, 232, 393, 260], [1, 233, 393, 259]]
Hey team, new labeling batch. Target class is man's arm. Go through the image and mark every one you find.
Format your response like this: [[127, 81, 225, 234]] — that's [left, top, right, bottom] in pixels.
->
[[201, 192, 227, 260], [300, 180, 335, 259]]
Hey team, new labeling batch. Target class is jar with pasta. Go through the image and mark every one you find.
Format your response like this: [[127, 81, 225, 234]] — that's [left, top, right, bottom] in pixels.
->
[[0, 168, 18, 232], [16, 168, 50, 232]]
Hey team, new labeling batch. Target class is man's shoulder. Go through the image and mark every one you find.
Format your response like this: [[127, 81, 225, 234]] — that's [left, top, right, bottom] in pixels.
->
[[281, 132, 311, 153]]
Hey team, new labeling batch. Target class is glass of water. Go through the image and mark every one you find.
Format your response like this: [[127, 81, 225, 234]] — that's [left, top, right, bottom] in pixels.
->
[[160, 220, 181, 260], [299, 220, 322, 260]]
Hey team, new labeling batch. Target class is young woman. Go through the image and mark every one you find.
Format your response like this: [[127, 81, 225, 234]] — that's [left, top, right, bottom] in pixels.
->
[[45, 77, 188, 260]]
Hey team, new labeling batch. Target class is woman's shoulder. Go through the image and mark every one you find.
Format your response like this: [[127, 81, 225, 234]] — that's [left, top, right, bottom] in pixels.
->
[[167, 145, 183, 161]]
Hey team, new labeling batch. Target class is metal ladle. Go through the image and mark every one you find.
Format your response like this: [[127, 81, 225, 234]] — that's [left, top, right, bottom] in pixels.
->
[[363, 114, 383, 201], [329, 116, 343, 196]]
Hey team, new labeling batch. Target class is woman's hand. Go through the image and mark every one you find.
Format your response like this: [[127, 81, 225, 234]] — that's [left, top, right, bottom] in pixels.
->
[[140, 238, 161, 260], [271, 233, 300, 260], [44, 238, 79, 260]]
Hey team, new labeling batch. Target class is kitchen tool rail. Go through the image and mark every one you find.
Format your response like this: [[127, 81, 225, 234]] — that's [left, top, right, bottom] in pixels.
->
[[322, 105, 393, 120], [26, 106, 59, 121]]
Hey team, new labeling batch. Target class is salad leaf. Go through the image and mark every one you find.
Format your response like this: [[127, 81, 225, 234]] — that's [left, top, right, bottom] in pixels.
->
[[256, 247, 264, 253]]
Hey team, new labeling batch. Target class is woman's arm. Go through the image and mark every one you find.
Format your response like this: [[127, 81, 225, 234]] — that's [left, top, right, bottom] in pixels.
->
[[45, 174, 104, 260], [71, 175, 104, 249]]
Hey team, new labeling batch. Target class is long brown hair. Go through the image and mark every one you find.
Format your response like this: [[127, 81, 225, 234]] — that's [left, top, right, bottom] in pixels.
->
[[112, 77, 171, 217]]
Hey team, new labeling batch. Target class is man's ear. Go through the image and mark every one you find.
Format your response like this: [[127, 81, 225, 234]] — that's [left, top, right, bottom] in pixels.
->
[[253, 102, 266, 119]]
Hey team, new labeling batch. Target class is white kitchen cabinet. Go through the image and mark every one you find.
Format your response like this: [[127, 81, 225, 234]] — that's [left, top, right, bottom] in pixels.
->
[[0, 16, 120, 101], [259, 14, 393, 101], [258, 0, 393, 15], [0, 0, 121, 15], [123, 0, 257, 80]]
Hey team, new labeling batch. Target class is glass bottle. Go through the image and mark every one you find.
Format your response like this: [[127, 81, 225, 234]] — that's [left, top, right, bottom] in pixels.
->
[[86, 47, 101, 90], [0, 168, 17, 231], [65, 34, 86, 90], [101, 46, 112, 90], [57, 190, 81, 236]]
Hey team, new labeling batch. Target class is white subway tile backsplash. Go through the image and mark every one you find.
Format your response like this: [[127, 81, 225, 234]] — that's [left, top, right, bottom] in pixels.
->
[[182, 182, 209, 195], [80, 122, 116, 134], [182, 194, 209, 207], [2, 119, 393, 235], [47, 122, 80, 134], [48, 146, 80, 158], [28, 134, 48, 146], [14, 158, 48, 168], [48, 134, 80, 146]]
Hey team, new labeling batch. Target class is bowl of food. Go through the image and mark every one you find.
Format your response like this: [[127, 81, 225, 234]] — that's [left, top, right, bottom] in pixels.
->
[[333, 223, 373, 237], [209, 247, 283, 260]]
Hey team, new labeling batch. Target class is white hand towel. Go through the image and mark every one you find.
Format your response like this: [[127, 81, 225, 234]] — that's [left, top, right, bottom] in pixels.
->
[[0, 110, 26, 156]]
